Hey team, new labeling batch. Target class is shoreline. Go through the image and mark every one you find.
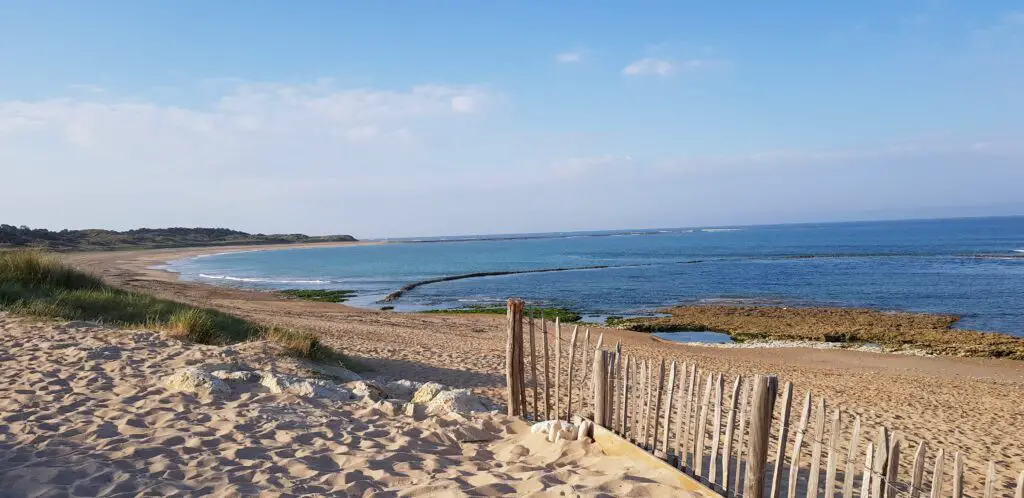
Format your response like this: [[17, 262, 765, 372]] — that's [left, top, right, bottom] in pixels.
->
[[101, 243, 1024, 357], [59, 245, 1024, 494]]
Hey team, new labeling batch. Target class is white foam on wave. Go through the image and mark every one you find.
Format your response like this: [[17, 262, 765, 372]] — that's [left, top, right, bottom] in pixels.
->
[[702, 228, 742, 233], [1015, 249, 1024, 253], [198, 273, 331, 284]]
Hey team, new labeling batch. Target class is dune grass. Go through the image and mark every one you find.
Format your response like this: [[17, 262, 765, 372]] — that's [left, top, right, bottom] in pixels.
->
[[424, 304, 582, 323], [279, 289, 355, 303], [0, 250, 335, 361], [611, 305, 1024, 359]]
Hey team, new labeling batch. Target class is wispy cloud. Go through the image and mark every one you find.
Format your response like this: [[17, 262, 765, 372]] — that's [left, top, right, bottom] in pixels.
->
[[555, 50, 585, 64], [621, 57, 722, 77]]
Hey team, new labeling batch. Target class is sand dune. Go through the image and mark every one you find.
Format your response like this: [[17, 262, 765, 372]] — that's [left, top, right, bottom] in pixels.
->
[[0, 313, 692, 497]]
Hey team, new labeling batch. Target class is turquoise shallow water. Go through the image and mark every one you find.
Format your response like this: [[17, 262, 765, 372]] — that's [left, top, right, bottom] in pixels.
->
[[166, 217, 1024, 335]]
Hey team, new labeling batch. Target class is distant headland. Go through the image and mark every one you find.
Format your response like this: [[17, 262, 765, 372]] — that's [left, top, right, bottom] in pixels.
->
[[0, 224, 357, 252]]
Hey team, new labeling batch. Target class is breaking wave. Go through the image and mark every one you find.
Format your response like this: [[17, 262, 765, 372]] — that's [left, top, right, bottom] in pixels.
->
[[198, 273, 331, 284]]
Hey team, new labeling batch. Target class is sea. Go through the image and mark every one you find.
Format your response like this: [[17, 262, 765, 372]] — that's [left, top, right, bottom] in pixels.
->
[[165, 217, 1024, 336]]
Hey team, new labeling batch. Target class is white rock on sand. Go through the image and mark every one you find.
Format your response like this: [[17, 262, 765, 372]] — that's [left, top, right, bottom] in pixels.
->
[[163, 367, 231, 396], [0, 312, 690, 496]]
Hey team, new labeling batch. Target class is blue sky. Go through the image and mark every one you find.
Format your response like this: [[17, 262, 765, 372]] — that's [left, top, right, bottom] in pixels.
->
[[2, 1, 1022, 237]]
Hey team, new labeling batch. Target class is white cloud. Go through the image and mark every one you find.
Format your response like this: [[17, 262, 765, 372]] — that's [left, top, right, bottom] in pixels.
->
[[555, 51, 584, 64], [621, 58, 721, 77]]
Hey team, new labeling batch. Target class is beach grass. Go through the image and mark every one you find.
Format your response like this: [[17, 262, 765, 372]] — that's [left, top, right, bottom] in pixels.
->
[[279, 289, 355, 303], [424, 304, 582, 323], [611, 305, 1024, 359], [0, 250, 333, 362]]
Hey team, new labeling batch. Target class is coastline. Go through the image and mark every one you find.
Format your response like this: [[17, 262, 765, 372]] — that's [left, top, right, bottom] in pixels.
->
[[61, 245, 1024, 493]]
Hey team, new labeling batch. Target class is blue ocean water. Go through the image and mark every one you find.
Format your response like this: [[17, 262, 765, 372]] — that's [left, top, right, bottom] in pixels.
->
[[166, 217, 1024, 335]]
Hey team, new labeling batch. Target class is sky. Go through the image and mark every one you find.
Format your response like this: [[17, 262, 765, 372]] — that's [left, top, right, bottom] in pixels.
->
[[1, 1, 1022, 238]]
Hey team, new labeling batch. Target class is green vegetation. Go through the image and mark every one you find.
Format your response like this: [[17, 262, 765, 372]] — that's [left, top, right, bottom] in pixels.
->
[[610, 305, 1024, 359], [424, 304, 582, 322], [0, 251, 339, 362], [279, 289, 355, 303], [0, 225, 356, 251]]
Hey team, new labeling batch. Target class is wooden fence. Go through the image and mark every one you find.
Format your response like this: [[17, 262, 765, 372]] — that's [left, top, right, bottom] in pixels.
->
[[503, 299, 1024, 498]]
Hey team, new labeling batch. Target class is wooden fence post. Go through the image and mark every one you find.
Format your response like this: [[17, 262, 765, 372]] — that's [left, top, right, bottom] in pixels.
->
[[565, 326, 579, 420], [554, 317, 561, 420], [621, 355, 631, 436], [528, 311, 538, 420], [862, 442, 875, 498], [807, 398, 826, 498], [952, 452, 963, 498], [823, 409, 842, 498], [930, 448, 944, 498], [984, 461, 996, 498], [872, 428, 889, 498], [711, 373, 725, 485], [696, 372, 714, 478], [542, 313, 551, 420], [910, 441, 927, 498], [651, 359, 666, 452], [744, 375, 778, 498], [787, 392, 811, 498], [723, 375, 742, 496], [593, 350, 609, 427], [769, 382, 794, 498], [884, 438, 901, 498], [661, 361, 678, 456], [505, 299, 524, 416], [842, 416, 863, 498], [734, 378, 752, 495]]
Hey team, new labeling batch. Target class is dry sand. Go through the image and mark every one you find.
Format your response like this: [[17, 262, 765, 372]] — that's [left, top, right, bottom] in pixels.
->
[[0, 313, 689, 497], [49, 245, 1024, 494]]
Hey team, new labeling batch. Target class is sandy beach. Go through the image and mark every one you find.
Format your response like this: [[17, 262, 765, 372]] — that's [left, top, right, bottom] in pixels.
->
[[0, 312, 688, 496], [14, 243, 1018, 494]]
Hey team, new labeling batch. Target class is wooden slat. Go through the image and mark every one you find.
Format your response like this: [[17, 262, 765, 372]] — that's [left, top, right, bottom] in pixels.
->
[[929, 448, 944, 498], [554, 317, 561, 420], [862, 442, 875, 498], [842, 415, 862, 498], [620, 355, 631, 436], [673, 362, 690, 468], [808, 398, 826, 498], [541, 314, 551, 420], [823, 408, 841, 498], [734, 377, 752, 495], [613, 342, 621, 431], [952, 452, 963, 498], [644, 360, 657, 448], [652, 359, 666, 452], [593, 350, 609, 426], [505, 299, 523, 416], [565, 325, 579, 420], [723, 375, 742, 496], [695, 372, 715, 479], [661, 361, 678, 455], [787, 392, 812, 498], [580, 329, 591, 414], [769, 382, 794, 498], [744, 375, 779, 498], [710, 373, 725, 485], [638, 359, 648, 443], [871, 428, 889, 498], [984, 461, 996, 498], [909, 441, 926, 498], [884, 438, 900, 498], [528, 312, 538, 420], [681, 364, 698, 470]]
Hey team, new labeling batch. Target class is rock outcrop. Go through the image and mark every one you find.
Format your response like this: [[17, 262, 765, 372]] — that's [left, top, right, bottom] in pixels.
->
[[163, 368, 230, 397]]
